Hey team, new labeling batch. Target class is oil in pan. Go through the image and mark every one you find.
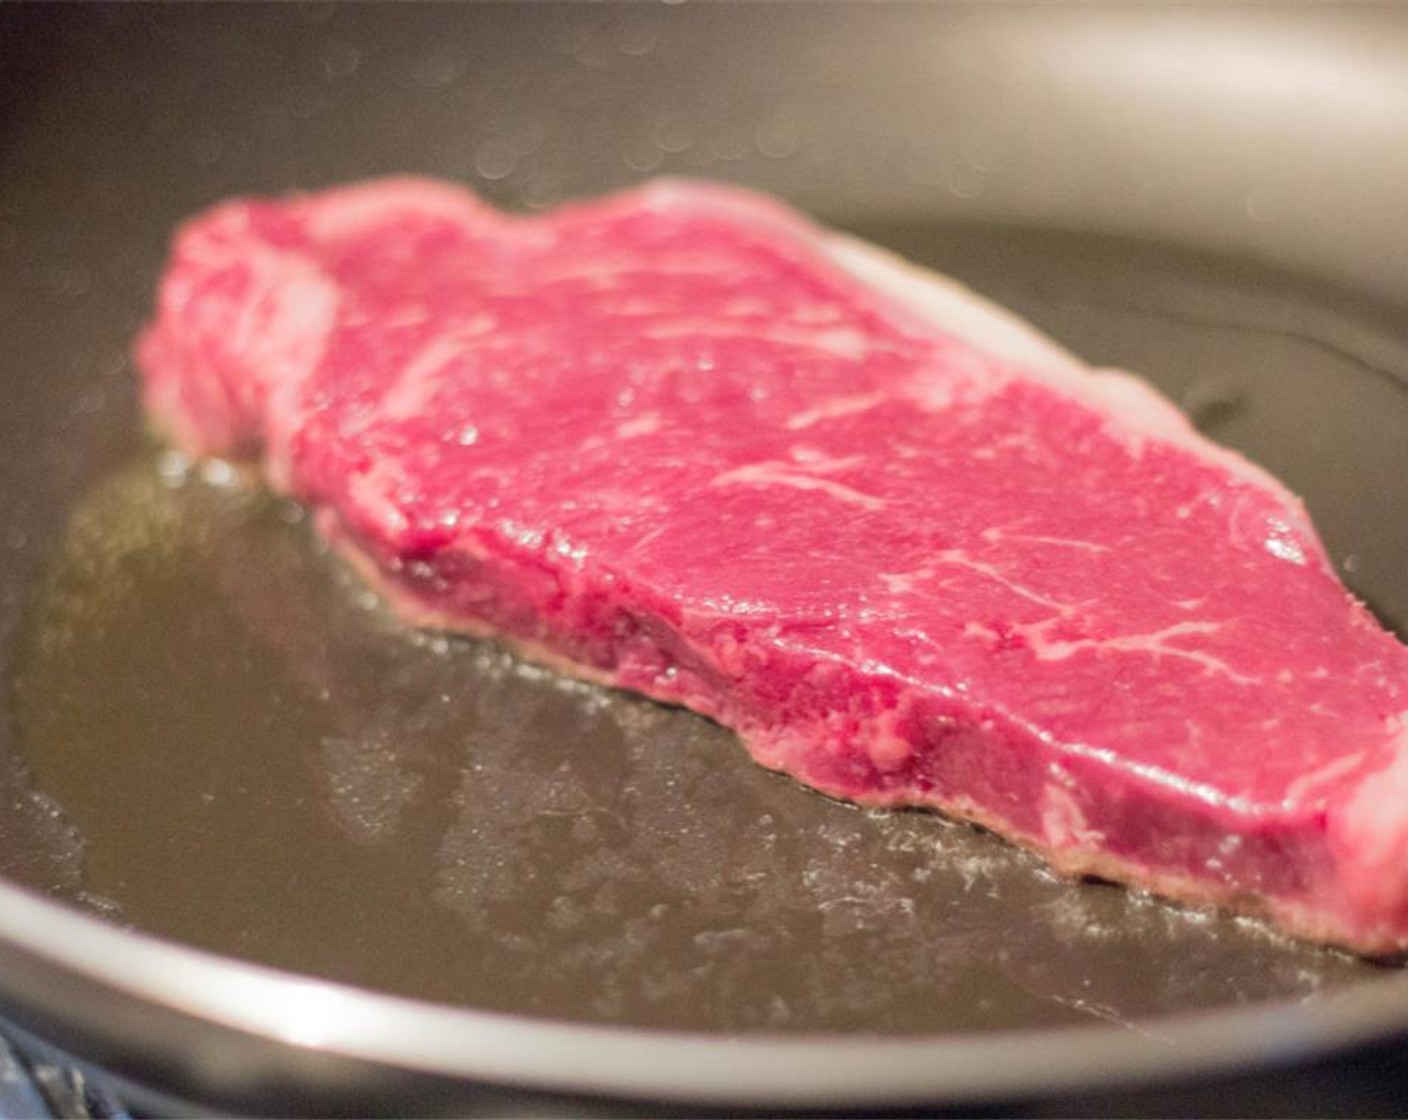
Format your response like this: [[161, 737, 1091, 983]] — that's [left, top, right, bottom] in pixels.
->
[[10, 224, 1399, 1036]]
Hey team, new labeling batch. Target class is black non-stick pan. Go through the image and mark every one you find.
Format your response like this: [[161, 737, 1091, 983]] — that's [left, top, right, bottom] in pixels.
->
[[5, 4, 1408, 1114]]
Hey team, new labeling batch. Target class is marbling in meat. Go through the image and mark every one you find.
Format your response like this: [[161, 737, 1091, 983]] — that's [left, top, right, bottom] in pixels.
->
[[137, 177, 1408, 953]]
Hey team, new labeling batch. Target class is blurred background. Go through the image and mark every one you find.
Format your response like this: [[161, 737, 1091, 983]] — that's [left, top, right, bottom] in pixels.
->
[[3, 4, 1408, 1115]]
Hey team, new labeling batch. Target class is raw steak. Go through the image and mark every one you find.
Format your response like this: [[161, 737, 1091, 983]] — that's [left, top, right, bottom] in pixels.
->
[[137, 177, 1408, 954]]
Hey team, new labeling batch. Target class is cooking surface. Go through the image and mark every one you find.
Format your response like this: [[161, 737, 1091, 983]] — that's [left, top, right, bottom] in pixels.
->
[[8, 222, 1404, 1032], [4, 3, 1408, 1109]]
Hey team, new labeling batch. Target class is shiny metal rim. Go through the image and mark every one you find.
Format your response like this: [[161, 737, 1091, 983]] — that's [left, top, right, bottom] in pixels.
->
[[0, 878, 1403, 1107]]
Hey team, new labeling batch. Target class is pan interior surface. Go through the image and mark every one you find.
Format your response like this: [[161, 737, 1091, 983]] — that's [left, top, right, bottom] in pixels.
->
[[7, 223, 1405, 1037], [4, 4, 1408, 1107]]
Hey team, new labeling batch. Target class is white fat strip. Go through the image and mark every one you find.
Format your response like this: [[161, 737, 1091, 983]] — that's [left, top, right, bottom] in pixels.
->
[[785, 389, 891, 431], [1014, 618, 1257, 686], [379, 316, 497, 421], [981, 526, 1112, 555], [1325, 716, 1408, 916], [823, 231, 1321, 546], [615, 413, 664, 439], [878, 567, 935, 596], [787, 448, 863, 469], [711, 456, 886, 512], [1282, 750, 1370, 808], [933, 549, 1072, 613], [823, 233, 1083, 375], [883, 543, 1099, 608], [302, 176, 488, 243], [786, 339, 1043, 438], [347, 459, 410, 537]]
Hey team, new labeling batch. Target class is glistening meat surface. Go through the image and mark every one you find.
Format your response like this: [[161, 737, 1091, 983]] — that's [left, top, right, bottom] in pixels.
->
[[137, 178, 1408, 954]]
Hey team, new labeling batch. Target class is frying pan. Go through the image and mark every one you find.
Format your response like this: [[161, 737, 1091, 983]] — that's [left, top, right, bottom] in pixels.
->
[[4, 3, 1408, 1113]]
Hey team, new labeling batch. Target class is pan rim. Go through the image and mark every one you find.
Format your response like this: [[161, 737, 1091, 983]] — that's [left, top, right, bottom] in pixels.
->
[[0, 876, 1403, 1107]]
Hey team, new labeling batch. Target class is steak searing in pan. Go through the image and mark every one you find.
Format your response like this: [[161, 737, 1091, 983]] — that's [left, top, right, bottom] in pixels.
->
[[137, 177, 1408, 954]]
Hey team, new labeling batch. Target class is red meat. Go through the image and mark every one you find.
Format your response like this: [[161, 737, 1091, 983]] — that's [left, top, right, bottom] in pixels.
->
[[137, 178, 1408, 953]]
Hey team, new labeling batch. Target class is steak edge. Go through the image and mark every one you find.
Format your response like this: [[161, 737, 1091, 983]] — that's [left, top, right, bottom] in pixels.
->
[[137, 177, 1408, 954]]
